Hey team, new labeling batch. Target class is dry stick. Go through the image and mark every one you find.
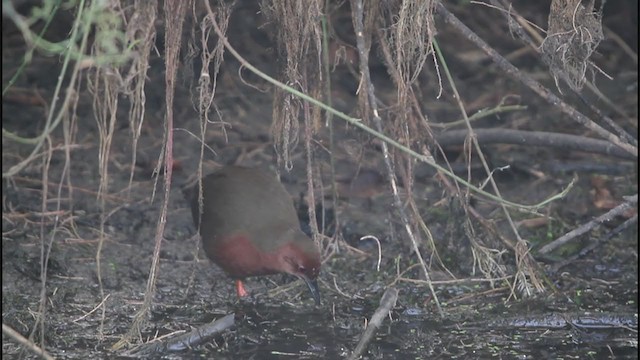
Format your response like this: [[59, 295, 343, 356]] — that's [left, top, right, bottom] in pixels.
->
[[303, 92, 321, 246], [188, 1, 221, 306], [93, 47, 121, 340], [125, 1, 157, 199], [188, 1, 232, 302], [34, 135, 53, 354], [12, 176, 131, 202], [72, 294, 112, 323], [400, 275, 513, 286], [127, 314, 235, 355], [321, 12, 342, 246], [348, 287, 399, 360], [430, 104, 527, 129], [539, 194, 638, 254], [165, 313, 234, 351], [434, 129, 636, 160], [436, 3, 637, 159], [144, 0, 182, 333], [550, 214, 638, 273], [351, 0, 443, 317], [2, 324, 55, 360]]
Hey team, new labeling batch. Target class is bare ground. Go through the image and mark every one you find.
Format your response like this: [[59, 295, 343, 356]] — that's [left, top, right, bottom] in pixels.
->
[[2, 1, 637, 359]]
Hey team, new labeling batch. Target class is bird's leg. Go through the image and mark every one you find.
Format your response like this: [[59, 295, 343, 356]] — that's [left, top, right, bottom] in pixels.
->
[[235, 279, 248, 298]]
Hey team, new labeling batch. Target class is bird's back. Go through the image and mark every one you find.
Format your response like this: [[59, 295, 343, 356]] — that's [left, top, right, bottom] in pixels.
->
[[191, 166, 301, 252]]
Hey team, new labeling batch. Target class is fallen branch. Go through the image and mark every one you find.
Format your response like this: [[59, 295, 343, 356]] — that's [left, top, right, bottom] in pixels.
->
[[2, 323, 55, 360], [348, 287, 399, 360], [539, 194, 637, 254], [435, 129, 635, 160], [550, 214, 638, 272], [126, 313, 235, 356]]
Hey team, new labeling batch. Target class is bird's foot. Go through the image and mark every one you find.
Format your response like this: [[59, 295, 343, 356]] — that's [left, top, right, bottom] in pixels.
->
[[235, 279, 249, 298]]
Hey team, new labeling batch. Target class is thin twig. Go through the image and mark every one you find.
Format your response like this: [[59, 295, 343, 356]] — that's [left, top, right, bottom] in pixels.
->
[[359, 235, 382, 272], [539, 194, 637, 254], [550, 214, 638, 272], [72, 294, 112, 323], [2, 323, 55, 360]]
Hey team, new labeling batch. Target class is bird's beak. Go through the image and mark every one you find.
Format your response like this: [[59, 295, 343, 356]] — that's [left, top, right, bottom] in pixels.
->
[[301, 276, 321, 305]]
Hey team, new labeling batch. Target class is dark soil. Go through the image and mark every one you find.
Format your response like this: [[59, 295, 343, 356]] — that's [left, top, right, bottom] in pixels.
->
[[2, 1, 637, 359]]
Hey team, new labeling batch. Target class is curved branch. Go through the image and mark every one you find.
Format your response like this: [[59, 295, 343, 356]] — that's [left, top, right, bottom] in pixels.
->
[[435, 129, 636, 160]]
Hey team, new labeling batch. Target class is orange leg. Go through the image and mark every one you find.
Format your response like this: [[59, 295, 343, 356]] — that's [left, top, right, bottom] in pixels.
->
[[235, 279, 248, 298]]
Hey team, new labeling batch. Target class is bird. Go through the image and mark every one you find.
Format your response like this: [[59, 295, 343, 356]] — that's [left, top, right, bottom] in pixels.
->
[[189, 166, 321, 304]]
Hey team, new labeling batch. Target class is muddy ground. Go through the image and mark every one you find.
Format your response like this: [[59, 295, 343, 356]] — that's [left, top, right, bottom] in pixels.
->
[[2, 1, 638, 359]]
